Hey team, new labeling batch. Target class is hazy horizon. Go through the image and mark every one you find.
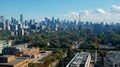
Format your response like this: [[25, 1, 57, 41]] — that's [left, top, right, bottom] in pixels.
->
[[1, 0, 120, 23]]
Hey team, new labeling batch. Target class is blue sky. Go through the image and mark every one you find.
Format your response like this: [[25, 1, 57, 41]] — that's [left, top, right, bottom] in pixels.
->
[[0, 0, 120, 22]]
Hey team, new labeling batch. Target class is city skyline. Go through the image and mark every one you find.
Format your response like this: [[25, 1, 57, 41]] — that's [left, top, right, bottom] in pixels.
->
[[1, 0, 120, 22]]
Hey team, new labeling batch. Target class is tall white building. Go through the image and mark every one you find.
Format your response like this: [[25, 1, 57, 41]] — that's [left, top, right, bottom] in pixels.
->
[[66, 52, 91, 67]]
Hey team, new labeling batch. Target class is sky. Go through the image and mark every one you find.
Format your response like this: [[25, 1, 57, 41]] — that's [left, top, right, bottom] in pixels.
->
[[1, 0, 120, 22]]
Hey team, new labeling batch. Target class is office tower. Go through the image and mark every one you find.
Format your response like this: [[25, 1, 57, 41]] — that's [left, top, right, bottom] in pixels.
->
[[18, 24, 22, 29], [5, 19, 10, 30], [5, 19, 9, 26], [20, 14, 23, 24], [33, 19, 35, 23], [56, 18, 59, 22], [18, 28, 24, 36], [0, 16, 5, 22], [0, 16, 6, 30], [10, 24, 18, 31], [25, 20, 28, 27], [45, 17, 48, 21], [7, 25, 10, 30], [55, 24, 58, 31], [11, 17, 17, 24], [29, 19, 32, 25], [0, 23, 4, 30]]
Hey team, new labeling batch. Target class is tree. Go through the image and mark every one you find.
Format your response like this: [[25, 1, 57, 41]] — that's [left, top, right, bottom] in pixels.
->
[[58, 58, 64, 67], [49, 55, 57, 62], [67, 48, 74, 58], [115, 44, 120, 49], [28, 63, 38, 67], [89, 41, 99, 49]]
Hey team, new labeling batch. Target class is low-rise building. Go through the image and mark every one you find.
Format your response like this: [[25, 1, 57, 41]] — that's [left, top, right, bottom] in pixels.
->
[[0, 55, 28, 67], [66, 52, 91, 67], [2, 45, 40, 58], [0, 40, 8, 54], [104, 51, 120, 67]]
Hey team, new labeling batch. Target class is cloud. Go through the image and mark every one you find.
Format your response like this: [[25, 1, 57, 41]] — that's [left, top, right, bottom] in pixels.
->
[[94, 9, 108, 14], [110, 5, 120, 13], [79, 10, 90, 15], [60, 5, 120, 23]]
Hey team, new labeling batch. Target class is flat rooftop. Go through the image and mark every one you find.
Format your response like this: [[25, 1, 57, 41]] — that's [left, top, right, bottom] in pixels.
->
[[104, 51, 120, 65], [66, 52, 90, 67], [0, 56, 28, 65], [0, 55, 13, 58], [0, 40, 7, 44]]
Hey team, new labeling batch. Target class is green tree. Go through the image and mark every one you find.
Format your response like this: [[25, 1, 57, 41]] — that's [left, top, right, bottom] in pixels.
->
[[58, 58, 64, 67], [28, 63, 38, 67], [67, 48, 74, 58]]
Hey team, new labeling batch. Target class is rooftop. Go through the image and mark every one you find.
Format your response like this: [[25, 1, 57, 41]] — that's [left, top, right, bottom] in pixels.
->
[[0, 55, 13, 58], [0, 40, 7, 45], [0, 56, 28, 65], [66, 52, 90, 67], [104, 51, 120, 65], [3, 44, 29, 51]]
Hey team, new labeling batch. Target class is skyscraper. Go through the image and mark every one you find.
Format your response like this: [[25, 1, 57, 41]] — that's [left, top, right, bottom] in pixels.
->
[[0, 16, 5, 23], [20, 14, 23, 24], [0, 16, 6, 30]]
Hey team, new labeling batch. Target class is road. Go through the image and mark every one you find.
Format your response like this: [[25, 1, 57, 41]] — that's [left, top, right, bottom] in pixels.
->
[[72, 39, 84, 49]]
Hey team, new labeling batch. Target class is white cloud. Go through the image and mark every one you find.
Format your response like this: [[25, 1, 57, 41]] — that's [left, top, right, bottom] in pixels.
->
[[110, 5, 120, 13], [94, 9, 108, 14], [79, 10, 90, 15], [60, 5, 120, 23]]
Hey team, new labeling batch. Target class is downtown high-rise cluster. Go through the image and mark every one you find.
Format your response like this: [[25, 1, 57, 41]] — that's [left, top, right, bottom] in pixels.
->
[[1, 14, 120, 36]]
